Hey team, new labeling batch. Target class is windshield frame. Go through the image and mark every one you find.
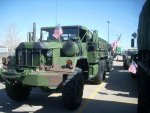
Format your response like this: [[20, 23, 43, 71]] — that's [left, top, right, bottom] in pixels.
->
[[40, 26, 80, 42]]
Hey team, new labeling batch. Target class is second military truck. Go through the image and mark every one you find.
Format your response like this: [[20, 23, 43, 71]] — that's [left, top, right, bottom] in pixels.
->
[[137, 0, 150, 113], [0, 24, 113, 109]]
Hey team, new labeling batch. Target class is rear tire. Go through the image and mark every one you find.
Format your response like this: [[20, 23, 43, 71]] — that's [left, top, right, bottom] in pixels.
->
[[123, 61, 125, 67], [103, 60, 107, 80], [62, 68, 84, 110], [103, 71, 106, 80], [123, 60, 128, 69], [94, 61, 105, 84], [5, 81, 31, 101], [107, 66, 111, 72], [124, 61, 128, 70], [106, 59, 111, 72]]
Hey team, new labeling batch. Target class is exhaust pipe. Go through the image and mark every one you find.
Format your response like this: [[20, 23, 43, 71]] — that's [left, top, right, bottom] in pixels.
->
[[33, 22, 36, 42], [29, 32, 32, 42], [27, 32, 33, 42]]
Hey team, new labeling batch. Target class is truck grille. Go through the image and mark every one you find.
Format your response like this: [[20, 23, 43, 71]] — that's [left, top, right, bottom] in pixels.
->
[[16, 49, 40, 66]]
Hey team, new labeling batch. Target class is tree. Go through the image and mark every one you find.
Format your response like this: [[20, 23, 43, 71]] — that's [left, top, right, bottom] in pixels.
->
[[2, 24, 21, 54]]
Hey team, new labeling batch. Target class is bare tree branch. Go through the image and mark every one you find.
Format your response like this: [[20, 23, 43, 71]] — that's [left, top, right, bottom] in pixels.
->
[[2, 24, 21, 53]]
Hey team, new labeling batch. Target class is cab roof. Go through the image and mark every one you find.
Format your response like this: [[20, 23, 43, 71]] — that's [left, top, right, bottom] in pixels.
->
[[41, 25, 88, 31]]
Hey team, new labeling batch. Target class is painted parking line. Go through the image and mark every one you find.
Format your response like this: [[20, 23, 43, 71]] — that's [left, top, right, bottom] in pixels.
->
[[76, 83, 104, 113]]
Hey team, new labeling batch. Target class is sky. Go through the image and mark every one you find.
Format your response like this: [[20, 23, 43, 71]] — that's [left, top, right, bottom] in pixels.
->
[[0, 0, 146, 49]]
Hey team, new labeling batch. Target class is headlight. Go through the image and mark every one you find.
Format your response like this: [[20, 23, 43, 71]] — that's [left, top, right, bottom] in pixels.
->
[[66, 59, 73, 69], [47, 50, 53, 57]]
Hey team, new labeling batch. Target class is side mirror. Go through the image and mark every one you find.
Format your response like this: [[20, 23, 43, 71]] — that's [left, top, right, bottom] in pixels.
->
[[131, 38, 134, 47], [86, 31, 92, 40]]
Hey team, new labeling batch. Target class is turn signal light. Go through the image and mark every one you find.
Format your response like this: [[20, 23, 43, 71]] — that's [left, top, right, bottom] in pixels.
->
[[66, 59, 73, 69]]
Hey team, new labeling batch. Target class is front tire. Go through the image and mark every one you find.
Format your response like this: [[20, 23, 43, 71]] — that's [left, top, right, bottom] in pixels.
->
[[62, 68, 84, 110], [5, 81, 32, 101]]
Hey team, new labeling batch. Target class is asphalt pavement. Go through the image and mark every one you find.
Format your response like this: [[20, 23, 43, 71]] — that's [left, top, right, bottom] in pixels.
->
[[0, 55, 138, 113]]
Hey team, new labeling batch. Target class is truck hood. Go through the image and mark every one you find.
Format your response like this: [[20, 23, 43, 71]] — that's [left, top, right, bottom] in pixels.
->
[[17, 42, 62, 49]]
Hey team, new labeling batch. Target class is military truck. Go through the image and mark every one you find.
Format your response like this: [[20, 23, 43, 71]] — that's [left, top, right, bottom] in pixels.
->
[[136, 0, 150, 113], [123, 48, 138, 70], [0, 24, 112, 109]]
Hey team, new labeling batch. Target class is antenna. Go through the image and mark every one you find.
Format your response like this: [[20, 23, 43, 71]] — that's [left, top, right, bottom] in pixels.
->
[[56, 0, 58, 25]]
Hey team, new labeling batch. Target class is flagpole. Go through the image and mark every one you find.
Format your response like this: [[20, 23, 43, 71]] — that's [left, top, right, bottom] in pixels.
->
[[107, 21, 110, 57]]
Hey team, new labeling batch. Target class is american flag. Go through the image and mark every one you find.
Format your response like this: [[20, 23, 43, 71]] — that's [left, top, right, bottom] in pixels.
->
[[111, 34, 121, 52], [52, 24, 63, 39], [128, 60, 138, 74], [111, 41, 118, 52]]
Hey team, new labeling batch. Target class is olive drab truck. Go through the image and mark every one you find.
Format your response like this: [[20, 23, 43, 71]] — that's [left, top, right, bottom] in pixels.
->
[[136, 0, 150, 113], [0, 23, 113, 110]]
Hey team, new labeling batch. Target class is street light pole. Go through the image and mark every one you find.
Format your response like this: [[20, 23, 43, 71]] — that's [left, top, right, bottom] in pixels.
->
[[107, 21, 110, 58], [107, 21, 110, 43]]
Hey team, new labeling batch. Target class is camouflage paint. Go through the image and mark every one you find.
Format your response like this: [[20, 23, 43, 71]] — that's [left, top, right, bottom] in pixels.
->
[[89, 64, 98, 79], [17, 42, 62, 49], [87, 52, 99, 63], [0, 25, 111, 89]]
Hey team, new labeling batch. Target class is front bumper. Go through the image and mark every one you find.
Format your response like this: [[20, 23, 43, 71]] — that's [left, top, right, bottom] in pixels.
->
[[0, 68, 64, 88]]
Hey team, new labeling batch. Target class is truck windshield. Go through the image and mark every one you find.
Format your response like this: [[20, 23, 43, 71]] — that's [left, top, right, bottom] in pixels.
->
[[41, 27, 79, 41]]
